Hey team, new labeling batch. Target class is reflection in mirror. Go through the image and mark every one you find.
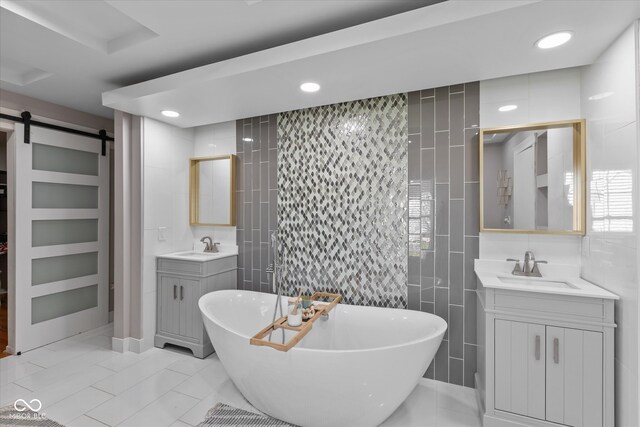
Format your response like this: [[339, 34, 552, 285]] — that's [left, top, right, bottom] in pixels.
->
[[480, 120, 585, 234], [189, 155, 236, 226]]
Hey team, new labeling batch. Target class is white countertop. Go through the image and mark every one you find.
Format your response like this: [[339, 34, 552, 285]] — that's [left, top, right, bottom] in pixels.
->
[[158, 248, 238, 262], [474, 259, 619, 300]]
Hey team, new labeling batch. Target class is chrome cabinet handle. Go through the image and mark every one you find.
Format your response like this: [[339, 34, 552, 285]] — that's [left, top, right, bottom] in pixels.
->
[[173, 284, 177, 300], [553, 338, 559, 364], [180, 285, 184, 301], [535, 335, 540, 360]]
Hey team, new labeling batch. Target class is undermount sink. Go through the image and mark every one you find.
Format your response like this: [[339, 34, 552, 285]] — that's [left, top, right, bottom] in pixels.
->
[[497, 275, 577, 289], [172, 251, 220, 259], [474, 259, 618, 299]]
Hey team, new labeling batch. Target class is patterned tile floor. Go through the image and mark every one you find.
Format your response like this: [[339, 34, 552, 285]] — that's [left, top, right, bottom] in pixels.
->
[[0, 324, 481, 426]]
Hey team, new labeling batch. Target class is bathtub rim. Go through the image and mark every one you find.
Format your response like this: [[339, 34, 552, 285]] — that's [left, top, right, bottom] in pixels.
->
[[199, 289, 448, 354]]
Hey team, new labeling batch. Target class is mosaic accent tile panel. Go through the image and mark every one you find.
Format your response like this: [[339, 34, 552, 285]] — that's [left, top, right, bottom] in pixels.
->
[[277, 95, 408, 308], [407, 83, 480, 387]]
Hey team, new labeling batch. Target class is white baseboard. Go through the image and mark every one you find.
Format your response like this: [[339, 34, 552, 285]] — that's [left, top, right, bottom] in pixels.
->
[[111, 336, 130, 353], [129, 337, 149, 353], [474, 372, 485, 413], [112, 336, 152, 354], [474, 372, 485, 423]]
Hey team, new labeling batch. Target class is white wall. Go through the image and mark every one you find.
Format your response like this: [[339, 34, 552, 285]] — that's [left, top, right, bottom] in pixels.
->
[[479, 67, 583, 264], [580, 22, 639, 427], [113, 112, 143, 350], [140, 119, 236, 348], [141, 118, 195, 349]]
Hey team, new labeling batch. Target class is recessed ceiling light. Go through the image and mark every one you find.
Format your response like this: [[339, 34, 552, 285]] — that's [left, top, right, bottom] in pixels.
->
[[161, 110, 180, 118], [300, 82, 320, 93], [242, 137, 253, 142], [498, 105, 518, 112], [536, 31, 572, 49]]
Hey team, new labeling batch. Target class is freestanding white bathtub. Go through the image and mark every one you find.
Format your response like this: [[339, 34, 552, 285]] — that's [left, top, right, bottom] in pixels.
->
[[199, 290, 447, 427]]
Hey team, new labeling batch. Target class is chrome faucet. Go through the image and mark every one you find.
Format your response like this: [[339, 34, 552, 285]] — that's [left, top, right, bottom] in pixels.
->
[[200, 236, 219, 253], [265, 231, 279, 293], [506, 258, 523, 275], [524, 251, 535, 274], [507, 251, 547, 277]]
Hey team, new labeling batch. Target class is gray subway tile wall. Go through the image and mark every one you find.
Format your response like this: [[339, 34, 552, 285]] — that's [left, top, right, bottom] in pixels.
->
[[235, 114, 278, 292], [237, 83, 479, 388], [407, 83, 480, 387]]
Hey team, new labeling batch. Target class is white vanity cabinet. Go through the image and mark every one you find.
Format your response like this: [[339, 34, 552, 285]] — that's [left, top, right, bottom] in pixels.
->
[[494, 319, 546, 420], [475, 262, 617, 427], [494, 320, 604, 426], [155, 253, 237, 358], [157, 275, 202, 340]]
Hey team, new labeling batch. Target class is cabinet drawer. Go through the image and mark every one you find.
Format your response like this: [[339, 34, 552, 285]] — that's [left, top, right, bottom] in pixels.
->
[[202, 256, 237, 276], [157, 256, 237, 277], [494, 291, 605, 320], [157, 259, 203, 275]]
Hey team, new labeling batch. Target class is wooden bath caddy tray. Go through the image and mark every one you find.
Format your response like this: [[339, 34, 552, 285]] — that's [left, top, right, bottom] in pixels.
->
[[250, 292, 342, 352]]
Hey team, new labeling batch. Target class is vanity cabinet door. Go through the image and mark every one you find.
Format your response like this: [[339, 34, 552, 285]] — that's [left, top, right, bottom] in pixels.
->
[[158, 275, 180, 336], [546, 326, 603, 427], [178, 278, 202, 340], [494, 319, 546, 419]]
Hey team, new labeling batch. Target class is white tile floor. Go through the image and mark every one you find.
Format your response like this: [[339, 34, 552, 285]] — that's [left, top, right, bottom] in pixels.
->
[[0, 324, 481, 427]]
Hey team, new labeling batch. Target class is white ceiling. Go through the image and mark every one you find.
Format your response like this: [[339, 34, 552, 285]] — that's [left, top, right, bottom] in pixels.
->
[[0, 0, 439, 118], [2, 1, 640, 128], [102, 0, 640, 128]]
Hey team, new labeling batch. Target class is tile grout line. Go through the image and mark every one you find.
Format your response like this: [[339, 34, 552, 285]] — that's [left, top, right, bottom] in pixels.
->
[[461, 85, 467, 385], [110, 371, 193, 427], [89, 384, 116, 397], [80, 414, 111, 426], [447, 88, 453, 382]]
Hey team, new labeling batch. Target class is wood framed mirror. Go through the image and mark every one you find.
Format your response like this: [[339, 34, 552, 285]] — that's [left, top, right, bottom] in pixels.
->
[[480, 119, 585, 235], [189, 155, 236, 226]]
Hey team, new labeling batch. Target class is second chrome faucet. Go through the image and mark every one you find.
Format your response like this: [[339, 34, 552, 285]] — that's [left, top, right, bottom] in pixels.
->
[[200, 236, 220, 253]]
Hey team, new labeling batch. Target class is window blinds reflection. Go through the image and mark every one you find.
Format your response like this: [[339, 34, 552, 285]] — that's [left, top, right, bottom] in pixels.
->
[[564, 172, 575, 207], [590, 169, 633, 233]]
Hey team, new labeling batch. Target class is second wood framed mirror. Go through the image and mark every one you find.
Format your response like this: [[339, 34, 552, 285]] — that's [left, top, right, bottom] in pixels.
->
[[480, 119, 585, 235], [189, 155, 236, 226]]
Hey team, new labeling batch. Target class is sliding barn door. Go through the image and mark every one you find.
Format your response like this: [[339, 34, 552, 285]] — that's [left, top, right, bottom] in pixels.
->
[[14, 124, 109, 353]]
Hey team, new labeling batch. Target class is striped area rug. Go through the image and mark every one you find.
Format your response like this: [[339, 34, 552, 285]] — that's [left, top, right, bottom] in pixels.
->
[[198, 403, 297, 427]]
